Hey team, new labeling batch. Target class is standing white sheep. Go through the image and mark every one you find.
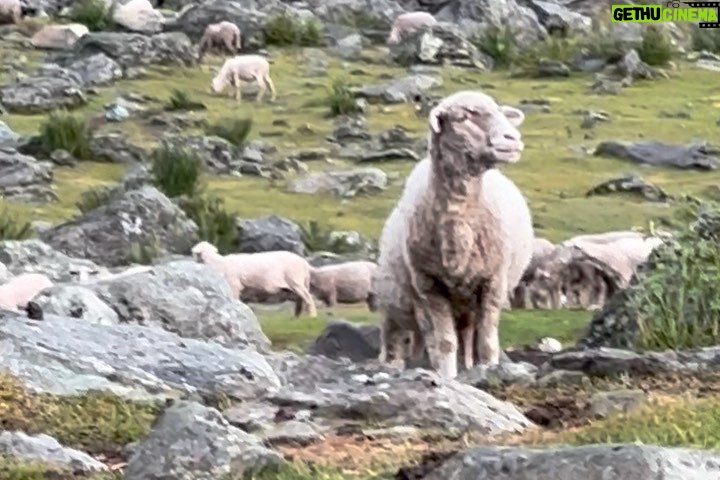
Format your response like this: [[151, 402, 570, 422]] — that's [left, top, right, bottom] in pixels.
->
[[196, 21, 242, 63], [210, 55, 276, 104], [375, 90, 533, 379], [0, 0, 21, 24], [387, 11, 437, 45], [191, 241, 317, 317], [309, 261, 378, 311], [0, 273, 53, 311]]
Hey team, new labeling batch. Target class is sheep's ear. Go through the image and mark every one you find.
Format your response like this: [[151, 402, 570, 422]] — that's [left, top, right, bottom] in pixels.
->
[[429, 105, 444, 133], [501, 105, 524, 127]]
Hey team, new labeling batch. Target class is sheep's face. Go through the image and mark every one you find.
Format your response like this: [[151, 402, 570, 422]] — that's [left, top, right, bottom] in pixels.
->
[[210, 74, 225, 94], [191, 241, 218, 262], [430, 91, 525, 167]]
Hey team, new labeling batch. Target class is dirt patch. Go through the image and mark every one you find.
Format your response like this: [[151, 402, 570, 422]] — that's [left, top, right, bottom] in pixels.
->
[[394, 450, 458, 480]]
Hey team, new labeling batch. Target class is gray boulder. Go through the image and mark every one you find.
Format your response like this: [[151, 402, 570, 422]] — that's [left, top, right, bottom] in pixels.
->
[[0, 239, 102, 282], [40, 185, 199, 267], [357, 74, 442, 104], [0, 67, 86, 114], [307, 320, 380, 361], [0, 311, 280, 400], [0, 149, 57, 203], [124, 401, 283, 480], [423, 444, 720, 480], [288, 167, 388, 197], [594, 141, 719, 171], [68, 53, 124, 86], [0, 431, 107, 474], [71, 32, 196, 69], [239, 215, 306, 255]]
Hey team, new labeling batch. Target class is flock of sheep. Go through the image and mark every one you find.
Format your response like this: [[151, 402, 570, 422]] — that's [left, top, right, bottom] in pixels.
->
[[0, 3, 670, 380]]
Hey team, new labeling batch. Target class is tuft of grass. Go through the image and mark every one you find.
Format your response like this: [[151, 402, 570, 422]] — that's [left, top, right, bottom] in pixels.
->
[[629, 200, 720, 351], [38, 111, 93, 160], [247, 462, 361, 480], [639, 25, 673, 66], [263, 14, 324, 47], [162, 89, 206, 112], [562, 398, 720, 449], [326, 79, 361, 117], [298, 220, 333, 252], [126, 234, 163, 265], [512, 37, 576, 77], [75, 186, 114, 214], [177, 195, 238, 254], [473, 26, 518, 69], [204, 117, 253, 148], [0, 372, 163, 455], [68, 0, 115, 32], [691, 25, 720, 53], [0, 208, 33, 240], [150, 144, 203, 199]]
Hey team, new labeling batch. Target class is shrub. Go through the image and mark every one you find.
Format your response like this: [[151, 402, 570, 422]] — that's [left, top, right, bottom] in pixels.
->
[[326, 79, 361, 117], [639, 25, 673, 66], [163, 89, 206, 112], [629, 201, 720, 351], [0, 208, 33, 240], [204, 117, 253, 148], [68, 0, 115, 32], [150, 144, 203, 199], [512, 37, 576, 76], [473, 26, 517, 69], [263, 14, 323, 47], [75, 186, 114, 214], [691, 26, 720, 53], [177, 195, 238, 254], [38, 111, 93, 160], [298, 220, 333, 252]]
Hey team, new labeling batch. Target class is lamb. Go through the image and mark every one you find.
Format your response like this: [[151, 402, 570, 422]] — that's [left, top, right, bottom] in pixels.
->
[[0, 0, 21, 24], [196, 21, 241, 63], [387, 11, 437, 45], [375, 90, 533, 379], [309, 261, 378, 311], [191, 241, 317, 317], [210, 55, 276, 104], [0, 273, 53, 311]]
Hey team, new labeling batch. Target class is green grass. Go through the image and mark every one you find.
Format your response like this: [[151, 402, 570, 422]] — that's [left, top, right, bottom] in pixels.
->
[[257, 305, 589, 351], [1, 45, 719, 242], [561, 398, 720, 449]]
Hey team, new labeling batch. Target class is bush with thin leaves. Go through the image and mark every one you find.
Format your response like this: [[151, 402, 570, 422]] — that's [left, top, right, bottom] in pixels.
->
[[69, 0, 115, 32], [0, 208, 32, 240], [204, 117, 253, 148], [163, 89, 207, 111], [473, 26, 517, 69], [177, 195, 238, 254], [76, 186, 114, 214], [298, 220, 333, 252], [692, 26, 720, 53], [326, 79, 361, 116], [38, 111, 93, 160], [639, 25, 673, 66], [150, 144, 203, 199], [512, 37, 576, 77], [628, 200, 720, 351], [263, 13, 324, 47]]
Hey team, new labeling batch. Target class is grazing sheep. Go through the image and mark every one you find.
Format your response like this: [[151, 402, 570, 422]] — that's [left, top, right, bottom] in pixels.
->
[[0, 273, 53, 311], [309, 261, 378, 311], [210, 55, 276, 104], [191, 241, 317, 317], [0, 0, 21, 24], [387, 11, 437, 45], [196, 21, 241, 63], [376, 90, 533, 379]]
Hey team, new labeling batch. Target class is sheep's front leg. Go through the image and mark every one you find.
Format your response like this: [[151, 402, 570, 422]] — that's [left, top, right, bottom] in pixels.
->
[[475, 278, 507, 365], [254, 75, 266, 103], [232, 73, 242, 103], [415, 290, 458, 379], [457, 311, 475, 371]]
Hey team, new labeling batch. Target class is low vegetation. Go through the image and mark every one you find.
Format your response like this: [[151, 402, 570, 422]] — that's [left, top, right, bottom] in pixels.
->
[[630, 200, 720, 351], [163, 89, 207, 112], [473, 26, 518, 69], [177, 194, 239, 254], [150, 145, 204, 199], [263, 13, 324, 47], [326, 78, 362, 116], [38, 111, 93, 160], [205, 117, 253, 148], [75, 186, 115, 214], [68, 0, 115, 32], [0, 208, 33, 240], [691, 25, 720, 54], [639, 25, 673, 66]]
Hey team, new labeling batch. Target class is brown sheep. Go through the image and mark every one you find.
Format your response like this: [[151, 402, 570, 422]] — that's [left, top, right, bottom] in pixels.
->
[[196, 21, 241, 63], [309, 261, 378, 311], [376, 90, 532, 379]]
